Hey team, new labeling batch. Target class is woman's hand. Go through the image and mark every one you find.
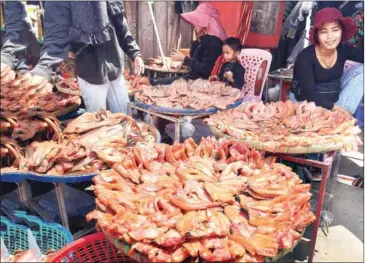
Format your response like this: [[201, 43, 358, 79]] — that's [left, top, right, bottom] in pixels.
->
[[171, 50, 186, 62], [133, 56, 145, 76], [224, 71, 234, 83]]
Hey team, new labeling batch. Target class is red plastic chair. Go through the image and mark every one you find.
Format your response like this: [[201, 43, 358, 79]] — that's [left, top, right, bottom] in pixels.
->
[[239, 48, 272, 102]]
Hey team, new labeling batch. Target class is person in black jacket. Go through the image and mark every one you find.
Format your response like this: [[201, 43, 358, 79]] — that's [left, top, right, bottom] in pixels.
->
[[153, 3, 226, 85], [30, 1, 144, 114], [1, 1, 39, 72], [209, 37, 245, 89], [291, 8, 363, 113]]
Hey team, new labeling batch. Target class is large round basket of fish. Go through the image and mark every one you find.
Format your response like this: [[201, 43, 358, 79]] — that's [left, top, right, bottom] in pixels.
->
[[0, 110, 160, 180], [204, 101, 362, 154], [134, 78, 243, 115], [86, 137, 316, 262], [0, 65, 81, 118]]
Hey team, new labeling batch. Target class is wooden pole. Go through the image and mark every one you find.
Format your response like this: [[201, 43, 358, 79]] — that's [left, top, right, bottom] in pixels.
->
[[147, 1, 168, 68]]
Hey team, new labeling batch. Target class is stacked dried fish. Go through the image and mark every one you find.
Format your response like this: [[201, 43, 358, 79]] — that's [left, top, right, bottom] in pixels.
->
[[147, 57, 189, 71], [19, 140, 106, 175], [15, 110, 158, 175], [124, 69, 151, 94], [0, 66, 81, 117], [205, 101, 362, 152], [135, 78, 242, 110], [87, 137, 316, 262], [55, 78, 81, 96]]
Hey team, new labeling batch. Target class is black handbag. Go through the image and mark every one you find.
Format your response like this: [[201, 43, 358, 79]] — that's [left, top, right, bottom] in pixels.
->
[[314, 80, 341, 109], [290, 79, 341, 110]]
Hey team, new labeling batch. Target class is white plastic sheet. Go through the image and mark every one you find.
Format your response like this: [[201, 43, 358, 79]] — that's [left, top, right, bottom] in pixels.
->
[[1, 237, 9, 262]]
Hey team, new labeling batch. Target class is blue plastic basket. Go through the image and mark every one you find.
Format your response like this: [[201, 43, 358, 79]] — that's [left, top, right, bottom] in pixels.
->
[[0, 216, 28, 254], [0, 212, 73, 255]]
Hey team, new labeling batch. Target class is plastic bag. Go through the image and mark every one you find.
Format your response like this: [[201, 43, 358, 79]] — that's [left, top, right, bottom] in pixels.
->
[[1, 237, 9, 262], [181, 117, 195, 138], [166, 119, 212, 143], [13, 229, 42, 262]]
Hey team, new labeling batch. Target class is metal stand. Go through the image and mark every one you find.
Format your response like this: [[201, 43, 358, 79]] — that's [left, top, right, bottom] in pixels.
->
[[128, 102, 210, 142], [275, 151, 338, 263]]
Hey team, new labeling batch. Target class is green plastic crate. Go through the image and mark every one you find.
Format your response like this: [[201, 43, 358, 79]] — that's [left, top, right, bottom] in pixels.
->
[[1, 211, 73, 255]]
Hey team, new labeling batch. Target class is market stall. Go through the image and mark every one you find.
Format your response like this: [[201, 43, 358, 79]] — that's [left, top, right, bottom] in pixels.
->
[[0, 65, 162, 238], [1, 1, 363, 263]]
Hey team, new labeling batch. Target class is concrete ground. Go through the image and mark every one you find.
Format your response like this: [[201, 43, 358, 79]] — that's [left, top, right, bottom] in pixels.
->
[[281, 130, 364, 262]]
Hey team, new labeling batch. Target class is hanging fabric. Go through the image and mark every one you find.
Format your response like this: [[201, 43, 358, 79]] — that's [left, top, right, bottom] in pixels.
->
[[238, 1, 254, 45], [210, 55, 224, 76]]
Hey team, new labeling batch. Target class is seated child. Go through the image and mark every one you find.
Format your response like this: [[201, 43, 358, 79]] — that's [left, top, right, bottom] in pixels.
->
[[209, 37, 245, 89]]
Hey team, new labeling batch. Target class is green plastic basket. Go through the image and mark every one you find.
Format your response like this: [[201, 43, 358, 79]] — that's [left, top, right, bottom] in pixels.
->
[[0, 212, 73, 255]]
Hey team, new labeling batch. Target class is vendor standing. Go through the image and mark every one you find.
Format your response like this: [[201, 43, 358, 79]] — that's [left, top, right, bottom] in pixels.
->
[[1, 1, 38, 72], [154, 3, 226, 85], [31, 1, 144, 114], [291, 8, 364, 113]]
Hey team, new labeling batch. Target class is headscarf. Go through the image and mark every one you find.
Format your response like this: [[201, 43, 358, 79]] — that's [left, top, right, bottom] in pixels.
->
[[180, 3, 227, 41]]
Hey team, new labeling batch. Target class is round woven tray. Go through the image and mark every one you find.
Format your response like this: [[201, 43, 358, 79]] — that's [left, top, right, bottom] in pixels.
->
[[145, 65, 191, 74], [104, 228, 305, 263], [209, 125, 344, 154], [51, 103, 81, 117], [0, 123, 160, 183], [134, 98, 243, 116]]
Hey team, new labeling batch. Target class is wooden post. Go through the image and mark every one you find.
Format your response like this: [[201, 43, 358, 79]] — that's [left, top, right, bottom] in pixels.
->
[[147, 1, 168, 68]]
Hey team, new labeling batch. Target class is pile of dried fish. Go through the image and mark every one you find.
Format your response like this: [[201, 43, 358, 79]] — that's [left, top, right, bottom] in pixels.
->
[[205, 101, 362, 152], [1, 65, 81, 117], [147, 57, 189, 71], [55, 78, 81, 96], [124, 69, 151, 94], [87, 137, 315, 262], [135, 78, 243, 110], [4, 110, 158, 175]]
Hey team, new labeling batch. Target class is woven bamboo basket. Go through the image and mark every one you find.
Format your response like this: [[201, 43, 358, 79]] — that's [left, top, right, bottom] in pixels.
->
[[104, 229, 305, 263], [209, 125, 344, 154]]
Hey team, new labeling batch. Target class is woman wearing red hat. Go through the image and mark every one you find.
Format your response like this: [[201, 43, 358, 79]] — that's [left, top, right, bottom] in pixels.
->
[[153, 3, 227, 85], [291, 7, 363, 113]]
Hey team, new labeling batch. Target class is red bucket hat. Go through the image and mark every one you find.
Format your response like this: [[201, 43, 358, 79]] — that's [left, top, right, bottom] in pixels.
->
[[180, 3, 227, 41], [309, 7, 357, 44]]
